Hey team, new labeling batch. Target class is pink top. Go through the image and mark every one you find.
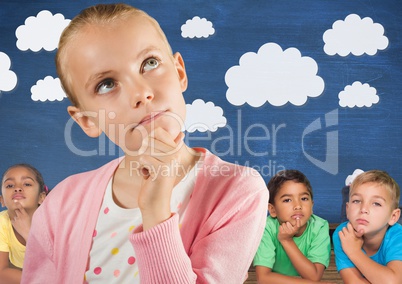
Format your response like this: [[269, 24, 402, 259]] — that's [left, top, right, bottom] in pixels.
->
[[22, 149, 268, 283]]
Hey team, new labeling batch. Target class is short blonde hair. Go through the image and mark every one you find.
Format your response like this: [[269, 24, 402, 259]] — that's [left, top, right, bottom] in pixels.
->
[[350, 170, 400, 210], [56, 3, 172, 106]]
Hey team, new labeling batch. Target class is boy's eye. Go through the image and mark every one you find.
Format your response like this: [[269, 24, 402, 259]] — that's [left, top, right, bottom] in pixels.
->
[[301, 197, 309, 201], [373, 202, 382, 207], [142, 57, 159, 72], [351, 199, 361, 204], [96, 79, 115, 95], [283, 198, 291, 203]]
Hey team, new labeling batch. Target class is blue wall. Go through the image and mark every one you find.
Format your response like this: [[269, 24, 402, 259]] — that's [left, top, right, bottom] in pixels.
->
[[1, 0, 401, 223]]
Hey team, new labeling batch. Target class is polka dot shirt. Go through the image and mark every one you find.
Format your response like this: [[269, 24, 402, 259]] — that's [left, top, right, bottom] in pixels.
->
[[84, 164, 198, 283]]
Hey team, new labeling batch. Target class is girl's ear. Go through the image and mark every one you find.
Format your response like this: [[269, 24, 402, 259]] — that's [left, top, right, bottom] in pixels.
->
[[38, 192, 46, 205], [67, 106, 102, 138], [388, 207, 401, 226], [173, 52, 188, 92], [268, 203, 277, 217]]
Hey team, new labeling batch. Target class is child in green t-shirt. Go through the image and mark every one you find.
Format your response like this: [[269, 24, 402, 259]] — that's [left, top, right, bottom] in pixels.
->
[[254, 170, 332, 283]]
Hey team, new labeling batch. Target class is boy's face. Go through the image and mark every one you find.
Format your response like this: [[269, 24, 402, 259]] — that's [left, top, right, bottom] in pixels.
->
[[0, 167, 45, 211], [347, 182, 400, 236], [269, 181, 314, 229], [64, 15, 188, 154]]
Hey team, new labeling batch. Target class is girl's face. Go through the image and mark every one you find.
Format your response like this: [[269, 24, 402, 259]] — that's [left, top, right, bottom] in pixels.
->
[[64, 15, 188, 155], [347, 182, 400, 237], [269, 181, 314, 231], [0, 166, 45, 211]]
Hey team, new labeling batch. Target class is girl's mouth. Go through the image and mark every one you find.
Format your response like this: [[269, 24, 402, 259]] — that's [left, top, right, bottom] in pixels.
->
[[133, 110, 166, 130], [12, 193, 25, 200]]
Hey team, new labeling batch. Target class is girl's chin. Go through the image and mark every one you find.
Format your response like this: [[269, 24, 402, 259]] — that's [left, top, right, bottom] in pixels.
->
[[158, 114, 185, 139]]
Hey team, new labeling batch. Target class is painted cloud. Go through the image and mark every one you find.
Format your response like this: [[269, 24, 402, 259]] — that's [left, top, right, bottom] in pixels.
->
[[323, 14, 389, 56], [338, 81, 379, 108], [225, 42, 324, 107], [0, 52, 17, 92], [31, 76, 66, 102], [16, 10, 70, 52], [185, 99, 227, 132], [181, 16, 215, 38]]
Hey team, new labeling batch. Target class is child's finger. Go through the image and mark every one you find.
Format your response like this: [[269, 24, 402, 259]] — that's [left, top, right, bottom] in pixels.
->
[[14, 202, 28, 216], [147, 128, 182, 156], [174, 131, 185, 144], [346, 222, 356, 234], [14, 208, 21, 218]]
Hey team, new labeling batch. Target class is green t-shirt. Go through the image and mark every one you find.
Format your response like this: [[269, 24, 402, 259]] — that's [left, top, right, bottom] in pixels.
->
[[253, 214, 331, 276]]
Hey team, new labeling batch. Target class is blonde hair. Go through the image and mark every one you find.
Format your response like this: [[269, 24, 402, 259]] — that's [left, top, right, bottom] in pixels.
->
[[350, 170, 400, 210], [56, 3, 172, 106]]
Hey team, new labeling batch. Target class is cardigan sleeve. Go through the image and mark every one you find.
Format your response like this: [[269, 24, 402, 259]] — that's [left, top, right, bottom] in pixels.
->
[[130, 214, 197, 283], [130, 177, 268, 284], [21, 205, 56, 284]]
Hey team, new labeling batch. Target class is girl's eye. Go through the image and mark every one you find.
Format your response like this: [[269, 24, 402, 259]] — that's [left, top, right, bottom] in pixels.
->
[[24, 183, 33, 187], [96, 79, 115, 95], [142, 57, 159, 72], [5, 184, 14, 189]]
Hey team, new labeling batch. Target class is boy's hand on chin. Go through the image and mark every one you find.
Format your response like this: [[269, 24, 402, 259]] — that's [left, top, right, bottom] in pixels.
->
[[278, 218, 302, 242], [137, 127, 185, 230], [338, 222, 364, 256]]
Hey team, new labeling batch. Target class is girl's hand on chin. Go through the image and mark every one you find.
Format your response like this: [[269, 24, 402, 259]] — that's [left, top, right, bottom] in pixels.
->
[[137, 127, 185, 230]]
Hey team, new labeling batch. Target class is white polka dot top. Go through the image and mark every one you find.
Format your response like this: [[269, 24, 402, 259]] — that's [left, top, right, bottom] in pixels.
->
[[84, 163, 198, 283]]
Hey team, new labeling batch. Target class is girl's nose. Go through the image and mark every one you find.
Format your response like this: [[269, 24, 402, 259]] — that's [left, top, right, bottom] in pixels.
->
[[129, 79, 154, 108], [14, 187, 22, 192]]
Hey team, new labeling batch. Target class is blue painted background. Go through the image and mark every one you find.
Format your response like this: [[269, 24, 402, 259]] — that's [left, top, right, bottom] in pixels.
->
[[0, 0, 401, 223]]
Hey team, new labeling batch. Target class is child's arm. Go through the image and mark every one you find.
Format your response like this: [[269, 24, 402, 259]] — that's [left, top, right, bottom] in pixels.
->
[[136, 129, 185, 231], [21, 207, 57, 284], [339, 223, 402, 284], [131, 157, 269, 283], [10, 202, 31, 242], [0, 251, 21, 284], [255, 265, 334, 284], [279, 219, 326, 281]]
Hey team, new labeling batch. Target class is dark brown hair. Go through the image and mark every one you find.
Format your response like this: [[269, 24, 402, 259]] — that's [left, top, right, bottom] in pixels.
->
[[2, 163, 47, 194], [267, 169, 313, 204]]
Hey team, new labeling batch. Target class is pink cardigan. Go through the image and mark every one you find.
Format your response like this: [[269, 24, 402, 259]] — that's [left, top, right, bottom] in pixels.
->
[[22, 149, 268, 283]]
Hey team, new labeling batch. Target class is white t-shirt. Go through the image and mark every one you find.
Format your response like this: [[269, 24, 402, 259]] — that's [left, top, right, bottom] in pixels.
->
[[84, 166, 198, 283]]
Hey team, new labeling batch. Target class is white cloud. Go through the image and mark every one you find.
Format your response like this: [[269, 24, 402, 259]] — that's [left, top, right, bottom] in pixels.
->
[[225, 42, 324, 107], [181, 16, 215, 38], [0, 52, 17, 92], [185, 99, 227, 132], [338, 81, 379, 108], [345, 169, 364, 186], [16, 10, 70, 52], [323, 14, 389, 56], [31, 76, 66, 102]]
